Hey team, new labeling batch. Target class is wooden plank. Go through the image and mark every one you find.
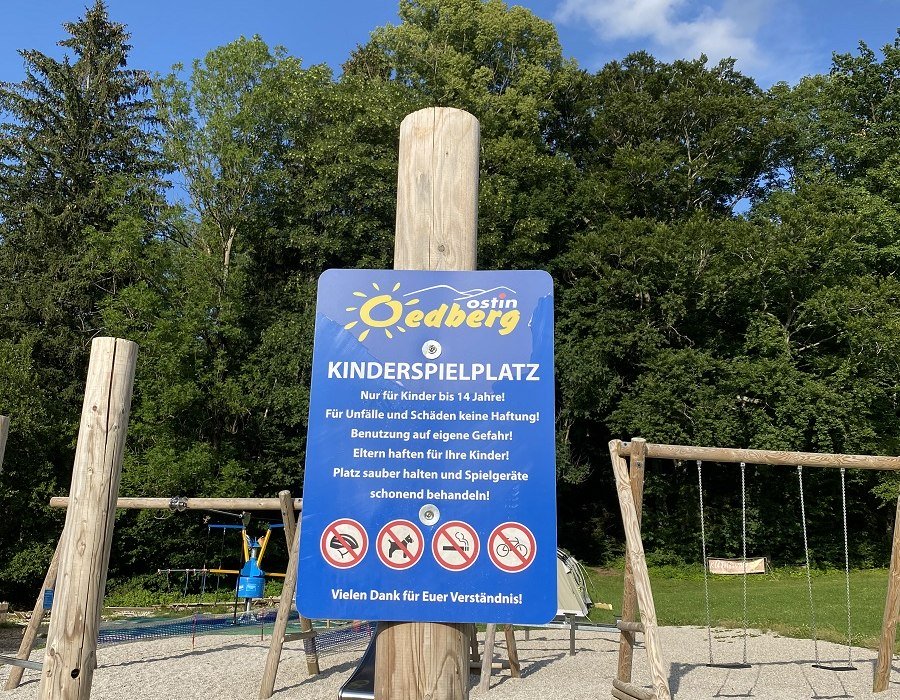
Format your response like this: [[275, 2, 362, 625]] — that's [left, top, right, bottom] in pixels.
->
[[874, 494, 900, 692], [1, 655, 43, 671], [4, 535, 63, 690], [618, 442, 900, 470], [49, 496, 302, 511], [479, 624, 497, 692], [38, 337, 138, 700], [618, 438, 647, 681], [375, 106, 479, 700], [609, 440, 671, 700], [259, 491, 304, 698]]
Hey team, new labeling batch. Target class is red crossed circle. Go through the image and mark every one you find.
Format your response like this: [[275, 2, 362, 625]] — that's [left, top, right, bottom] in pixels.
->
[[432, 521, 479, 571], [488, 522, 536, 573], [377, 519, 424, 570], [320, 518, 368, 569]]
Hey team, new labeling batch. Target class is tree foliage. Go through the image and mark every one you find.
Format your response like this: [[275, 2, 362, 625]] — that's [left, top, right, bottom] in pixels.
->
[[2, 4, 900, 601]]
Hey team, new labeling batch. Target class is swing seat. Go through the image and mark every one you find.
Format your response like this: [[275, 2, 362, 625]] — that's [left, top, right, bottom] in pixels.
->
[[812, 663, 856, 672], [706, 662, 752, 669]]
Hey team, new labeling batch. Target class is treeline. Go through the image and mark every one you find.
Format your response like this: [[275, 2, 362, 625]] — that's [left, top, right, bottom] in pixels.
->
[[1, 0, 899, 600]]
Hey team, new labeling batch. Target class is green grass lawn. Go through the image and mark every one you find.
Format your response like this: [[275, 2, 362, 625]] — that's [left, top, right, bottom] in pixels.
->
[[583, 566, 893, 650]]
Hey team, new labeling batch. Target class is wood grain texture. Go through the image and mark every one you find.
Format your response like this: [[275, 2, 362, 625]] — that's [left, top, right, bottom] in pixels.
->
[[259, 492, 307, 699], [619, 442, 900, 470], [0, 415, 8, 474], [376, 107, 479, 700], [478, 624, 497, 692], [394, 108, 479, 272], [38, 337, 138, 700], [375, 622, 469, 700], [618, 438, 647, 682], [49, 496, 302, 511], [609, 440, 671, 700], [874, 495, 900, 692], [612, 678, 655, 700], [4, 535, 63, 690], [503, 625, 520, 678]]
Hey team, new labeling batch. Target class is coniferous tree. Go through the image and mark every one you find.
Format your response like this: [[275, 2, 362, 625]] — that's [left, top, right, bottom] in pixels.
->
[[0, 0, 165, 592]]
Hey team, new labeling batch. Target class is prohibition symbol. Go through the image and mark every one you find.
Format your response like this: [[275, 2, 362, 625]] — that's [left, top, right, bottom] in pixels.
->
[[488, 522, 536, 573], [320, 518, 368, 569], [377, 519, 424, 570], [432, 520, 479, 571]]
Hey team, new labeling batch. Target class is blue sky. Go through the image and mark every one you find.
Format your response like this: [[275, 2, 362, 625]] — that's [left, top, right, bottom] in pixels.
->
[[0, 1, 897, 88]]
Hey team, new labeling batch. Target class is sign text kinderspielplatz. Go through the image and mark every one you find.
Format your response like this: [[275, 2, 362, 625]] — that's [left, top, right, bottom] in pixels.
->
[[297, 269, 557, 624]]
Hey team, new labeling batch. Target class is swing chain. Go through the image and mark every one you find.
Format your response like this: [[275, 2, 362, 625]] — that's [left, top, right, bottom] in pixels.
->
[[740, 461, 748, 666], [697, 459, 714, 665], [840, 468, 853, 667], [798, 465, 820, 665]]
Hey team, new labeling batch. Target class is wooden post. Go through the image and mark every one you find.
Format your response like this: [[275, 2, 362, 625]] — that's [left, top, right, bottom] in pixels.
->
[[503, 625, 520, 678], [4, 535, 64, 690], [478, 625, 496, 692], [259, 491, 313, 699], [617, 438, 647, 682], [374, 107, 479, 700], [37, 337, 138, 700], [609, 440, 671, 700], [874, 494, 900, 692]]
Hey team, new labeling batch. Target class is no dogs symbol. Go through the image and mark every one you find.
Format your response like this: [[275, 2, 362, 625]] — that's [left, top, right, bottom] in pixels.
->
[[488, 522, 536, 573], [321, 518, 368, 569], [377, 519, 424, 570], [432, 521, 479, 571]]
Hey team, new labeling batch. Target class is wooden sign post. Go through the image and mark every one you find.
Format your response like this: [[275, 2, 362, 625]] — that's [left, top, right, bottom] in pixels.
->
[[373, 107, 480, 700], [38, 337, 138, 700]]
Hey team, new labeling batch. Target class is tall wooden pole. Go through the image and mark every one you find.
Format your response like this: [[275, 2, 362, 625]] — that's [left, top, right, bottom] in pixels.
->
[[374, 107, 479, 700], [617, 437, 647, 682], [874, 494, 900, 692], [38, 337, 138, 700]]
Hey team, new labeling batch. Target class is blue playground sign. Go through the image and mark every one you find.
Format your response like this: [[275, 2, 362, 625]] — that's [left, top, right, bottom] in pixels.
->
[[297, 269, 557, 624]]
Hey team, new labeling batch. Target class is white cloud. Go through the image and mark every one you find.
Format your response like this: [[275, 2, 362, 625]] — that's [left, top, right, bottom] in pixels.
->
[[555, 0, 770, 69]]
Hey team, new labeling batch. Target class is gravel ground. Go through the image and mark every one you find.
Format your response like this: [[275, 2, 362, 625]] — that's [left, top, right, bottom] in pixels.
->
[[3, 625, 900, 698]]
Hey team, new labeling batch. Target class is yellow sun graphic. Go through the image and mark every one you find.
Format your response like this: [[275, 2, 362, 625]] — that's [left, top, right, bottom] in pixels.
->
[[344, 282, 419, 341]]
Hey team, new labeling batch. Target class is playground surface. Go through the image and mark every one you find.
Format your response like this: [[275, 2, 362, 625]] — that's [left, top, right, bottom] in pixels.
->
[[3, 625, 900, 699]]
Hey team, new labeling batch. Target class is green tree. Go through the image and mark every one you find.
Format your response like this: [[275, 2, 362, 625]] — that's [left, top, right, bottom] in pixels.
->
[[0, 0, 165, 595]]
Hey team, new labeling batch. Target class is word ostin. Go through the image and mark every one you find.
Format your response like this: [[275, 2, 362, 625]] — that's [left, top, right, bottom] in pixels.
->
[[359, 296, 520, 336]]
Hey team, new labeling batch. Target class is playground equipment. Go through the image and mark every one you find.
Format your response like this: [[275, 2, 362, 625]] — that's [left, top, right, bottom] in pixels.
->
[[609, 438, 900, 700], [696, 459, 751, 669], [797, 465, 856, 671]]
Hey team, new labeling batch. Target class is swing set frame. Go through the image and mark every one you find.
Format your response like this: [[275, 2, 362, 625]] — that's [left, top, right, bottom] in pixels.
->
[[609, 437, 900, 700]]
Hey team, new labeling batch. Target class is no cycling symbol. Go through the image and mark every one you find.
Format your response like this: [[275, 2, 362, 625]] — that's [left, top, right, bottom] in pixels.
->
[[377, 519, 424, 570], [488, 522, 536, 573], [432, 521, 479, 571], [321, 518, 368, 569]]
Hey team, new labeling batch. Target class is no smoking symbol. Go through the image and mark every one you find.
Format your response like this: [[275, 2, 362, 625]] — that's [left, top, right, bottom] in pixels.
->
[[320, 518, 368, 569], [432, 521, 479, 571], [377, 519, 424, 570], [488, 522, 536, 573]]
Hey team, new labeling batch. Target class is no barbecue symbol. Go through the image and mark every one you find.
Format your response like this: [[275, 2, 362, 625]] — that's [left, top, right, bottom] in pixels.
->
[[321, 518, 368, 569], [488, 522, 536, 573], [377, 519, 424, 570], [432, 521, 479, 572]]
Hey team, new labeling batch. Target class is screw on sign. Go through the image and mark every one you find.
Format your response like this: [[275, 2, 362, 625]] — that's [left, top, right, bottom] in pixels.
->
[[377, 519, 424, 570], [320, 518, 368, 569], [488, 522, 537, 573], [432, 520, 479, 571]]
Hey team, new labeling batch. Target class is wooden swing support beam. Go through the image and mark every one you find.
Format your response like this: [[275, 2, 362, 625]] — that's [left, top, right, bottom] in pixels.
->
[[609, 438, 900, 699]]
